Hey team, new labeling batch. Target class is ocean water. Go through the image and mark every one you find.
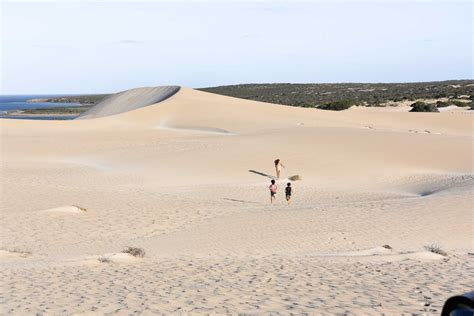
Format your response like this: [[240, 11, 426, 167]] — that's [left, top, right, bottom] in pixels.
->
[[0, 115, 77, 120], [0, 95, 80, 119]]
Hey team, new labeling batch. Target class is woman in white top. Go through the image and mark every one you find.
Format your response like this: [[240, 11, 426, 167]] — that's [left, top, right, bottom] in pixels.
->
[[274, 159, 285, 179]]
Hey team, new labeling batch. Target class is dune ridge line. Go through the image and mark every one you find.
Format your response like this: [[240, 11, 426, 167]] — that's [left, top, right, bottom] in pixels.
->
[[76, 86, 180, 120]]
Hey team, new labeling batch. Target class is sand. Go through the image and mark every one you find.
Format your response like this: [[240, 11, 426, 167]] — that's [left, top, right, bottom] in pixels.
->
[[1, 87, 473, 314]]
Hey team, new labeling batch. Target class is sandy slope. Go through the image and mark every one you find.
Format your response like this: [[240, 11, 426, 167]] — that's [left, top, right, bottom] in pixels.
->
[[77, 86, 180, 120], [1, 87, 473, 314]]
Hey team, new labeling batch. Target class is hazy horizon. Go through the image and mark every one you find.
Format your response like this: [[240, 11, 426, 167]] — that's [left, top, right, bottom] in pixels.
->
[[0, 79, 473, 96], [2, 0, 472, 94]]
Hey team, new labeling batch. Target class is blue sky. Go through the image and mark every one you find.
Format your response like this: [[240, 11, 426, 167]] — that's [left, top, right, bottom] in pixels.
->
[[1, 0, 472, 94]]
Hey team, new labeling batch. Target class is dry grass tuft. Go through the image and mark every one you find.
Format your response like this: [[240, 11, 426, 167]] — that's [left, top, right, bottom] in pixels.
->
[[288, 175, 302, 181], [424, 244, 447, 257], [122, 247, 146, 258], [72, 205, 87, 212]]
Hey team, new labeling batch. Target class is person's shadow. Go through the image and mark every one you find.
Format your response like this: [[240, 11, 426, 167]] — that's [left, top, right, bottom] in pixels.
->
[[248, 170, 276, 180]]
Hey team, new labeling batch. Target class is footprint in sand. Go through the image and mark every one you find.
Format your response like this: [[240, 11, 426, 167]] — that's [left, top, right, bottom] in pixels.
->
[[0, 249, 31, 259], [320, 246, 447, 262], [86, 248, 146, 265], [68, 252, 144, 266], [96, 253, 143, 264], [39, 205, 87, 214]]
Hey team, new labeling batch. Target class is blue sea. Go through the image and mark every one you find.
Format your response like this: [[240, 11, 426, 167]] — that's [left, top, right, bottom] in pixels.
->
[[0, 95, 80, 120]]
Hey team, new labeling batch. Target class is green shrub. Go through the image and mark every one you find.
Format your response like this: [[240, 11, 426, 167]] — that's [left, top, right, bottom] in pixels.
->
[[451, 100, 469, 107], [318, 99, 359, 111], [436, 100, 471, 108], [436, 101, 451, 107], [409, 101, 439, 113]]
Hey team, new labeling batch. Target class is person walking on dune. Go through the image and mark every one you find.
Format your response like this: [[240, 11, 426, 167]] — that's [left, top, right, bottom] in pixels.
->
[[269, 179, 278, 204], [274, 159, 285, 179]]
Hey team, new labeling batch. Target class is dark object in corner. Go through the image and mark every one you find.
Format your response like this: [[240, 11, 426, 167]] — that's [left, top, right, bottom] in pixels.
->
[[441, 292, 474, 316]]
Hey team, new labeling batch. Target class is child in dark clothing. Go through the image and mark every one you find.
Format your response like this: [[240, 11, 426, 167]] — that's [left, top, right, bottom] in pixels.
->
[[285, 182, 292, 205]]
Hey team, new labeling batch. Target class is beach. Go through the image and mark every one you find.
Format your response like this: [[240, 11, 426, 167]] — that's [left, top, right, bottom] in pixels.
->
[[1, 87, 472, 314]]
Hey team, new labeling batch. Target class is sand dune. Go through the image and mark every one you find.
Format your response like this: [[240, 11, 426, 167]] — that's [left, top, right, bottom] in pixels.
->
[[76, 86, 180, 120], [1, 86, 472, 314]]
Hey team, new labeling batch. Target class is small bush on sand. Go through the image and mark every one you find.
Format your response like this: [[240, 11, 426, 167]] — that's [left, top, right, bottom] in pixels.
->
[[382, 244, 392, 250], [436, 101, 451, 107], [451, 100, 469, 107], [409, 101, 439, 113], [424, 244, 447, 256], [436, 100, 474, 110], [122, 247, 146, 258], [463, 101, 474, 109], [318, 99, 359, 111], [437, 100, 472, 109]]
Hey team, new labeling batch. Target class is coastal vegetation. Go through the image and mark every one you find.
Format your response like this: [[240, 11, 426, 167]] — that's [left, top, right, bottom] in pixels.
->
[[21, 105, 92, 115], [12, 80, 474, 115], [200, 80, 473, 109], [27, 95, 108, 105]]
